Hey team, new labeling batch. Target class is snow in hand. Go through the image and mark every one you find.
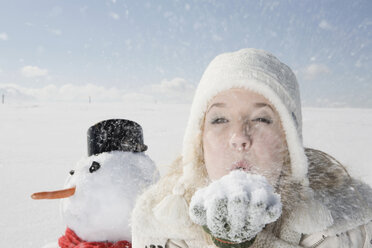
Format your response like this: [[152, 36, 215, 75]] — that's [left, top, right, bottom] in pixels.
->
[[60, 151, 157, 242], [189, 170, 282, 242]]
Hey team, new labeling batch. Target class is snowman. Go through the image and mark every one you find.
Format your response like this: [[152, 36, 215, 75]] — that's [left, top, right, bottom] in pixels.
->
[[32, 119, 159, 248]]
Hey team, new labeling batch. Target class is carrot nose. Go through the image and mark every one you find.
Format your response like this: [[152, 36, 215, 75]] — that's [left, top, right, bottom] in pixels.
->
[[31, 187, 76, 200]]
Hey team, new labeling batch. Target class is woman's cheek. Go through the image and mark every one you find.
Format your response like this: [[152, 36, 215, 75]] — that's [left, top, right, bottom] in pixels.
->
[[254, 127, 285, 159], [262, 124, 282, 142], [205, 126, 226, 148]]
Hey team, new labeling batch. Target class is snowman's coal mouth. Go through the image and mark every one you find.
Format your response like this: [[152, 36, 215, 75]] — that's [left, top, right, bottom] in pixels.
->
[[31, 186, 76, 200]]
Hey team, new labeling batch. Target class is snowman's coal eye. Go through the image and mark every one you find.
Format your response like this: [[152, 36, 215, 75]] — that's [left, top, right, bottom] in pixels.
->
[[69, 170, 75, 175], [89, 161, 101, 173]]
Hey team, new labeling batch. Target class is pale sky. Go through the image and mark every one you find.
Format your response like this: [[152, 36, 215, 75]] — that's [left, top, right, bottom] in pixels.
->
[[0, 0, 371, 107]]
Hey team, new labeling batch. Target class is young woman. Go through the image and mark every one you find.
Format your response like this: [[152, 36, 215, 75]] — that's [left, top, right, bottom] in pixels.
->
[[131, 49, 372, 247]]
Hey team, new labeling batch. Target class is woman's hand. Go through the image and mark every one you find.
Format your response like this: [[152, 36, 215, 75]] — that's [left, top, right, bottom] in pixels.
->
[[189, 170, 282, 247]]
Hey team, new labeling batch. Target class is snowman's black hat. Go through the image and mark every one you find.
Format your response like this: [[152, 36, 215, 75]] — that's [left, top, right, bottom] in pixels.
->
[[87, 119, 148, 156]]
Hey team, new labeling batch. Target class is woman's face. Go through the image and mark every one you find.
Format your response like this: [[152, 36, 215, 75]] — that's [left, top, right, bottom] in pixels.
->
[[202, 88, 287, 185]]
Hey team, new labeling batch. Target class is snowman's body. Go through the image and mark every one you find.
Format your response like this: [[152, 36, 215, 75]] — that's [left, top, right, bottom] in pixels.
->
[[42, 150, 158, 248]]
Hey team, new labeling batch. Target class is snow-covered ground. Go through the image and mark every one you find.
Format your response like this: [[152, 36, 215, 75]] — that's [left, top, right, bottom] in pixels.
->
[[0, 102, 371, 247]]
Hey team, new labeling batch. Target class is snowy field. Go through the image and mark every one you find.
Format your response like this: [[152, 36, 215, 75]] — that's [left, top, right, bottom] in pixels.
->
[[1, 102, 371, 247]]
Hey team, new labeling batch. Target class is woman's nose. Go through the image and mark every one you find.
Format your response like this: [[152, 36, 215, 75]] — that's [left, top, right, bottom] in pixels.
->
[[229, 125, 251, 151]]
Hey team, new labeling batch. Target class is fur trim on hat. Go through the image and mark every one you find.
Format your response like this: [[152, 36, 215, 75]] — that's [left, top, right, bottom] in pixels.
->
[[182, 48, 308, 185]]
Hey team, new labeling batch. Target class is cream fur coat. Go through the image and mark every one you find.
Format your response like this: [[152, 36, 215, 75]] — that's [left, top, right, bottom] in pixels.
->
[[131, 148, 372, 248]]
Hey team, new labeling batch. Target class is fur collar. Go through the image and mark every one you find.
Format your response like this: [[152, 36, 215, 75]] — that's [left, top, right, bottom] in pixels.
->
[[305, 148, 372, 235], [131, 149, 372, 241]]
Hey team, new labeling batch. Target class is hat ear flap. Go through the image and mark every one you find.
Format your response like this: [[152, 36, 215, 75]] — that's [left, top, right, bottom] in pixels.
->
[[153, 182, 193, 228]]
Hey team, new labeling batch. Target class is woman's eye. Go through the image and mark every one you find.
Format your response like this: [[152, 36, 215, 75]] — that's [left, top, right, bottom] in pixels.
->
[[89, 161, 101, 173], [253, 117, 272, 124], [211, 117, 228, 124]]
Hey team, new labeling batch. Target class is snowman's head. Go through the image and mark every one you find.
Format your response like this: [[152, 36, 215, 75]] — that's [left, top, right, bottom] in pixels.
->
[[31, 119, 156, 242], [60, 151, 157, 242]]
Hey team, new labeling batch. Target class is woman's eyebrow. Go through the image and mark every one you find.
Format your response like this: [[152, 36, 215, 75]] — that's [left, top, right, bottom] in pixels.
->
[[254, 102, 274, 112], [207, 102, 226, 113]]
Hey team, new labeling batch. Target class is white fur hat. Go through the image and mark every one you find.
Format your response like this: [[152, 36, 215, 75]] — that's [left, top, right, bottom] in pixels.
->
[[182, 48, 308, 185]]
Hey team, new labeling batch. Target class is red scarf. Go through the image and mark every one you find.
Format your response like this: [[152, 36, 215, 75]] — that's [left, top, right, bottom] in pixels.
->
[[58, 228, 132, 248]]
